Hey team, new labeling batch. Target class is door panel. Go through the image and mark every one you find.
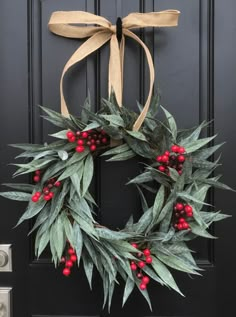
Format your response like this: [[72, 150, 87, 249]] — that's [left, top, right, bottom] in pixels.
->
[[0, 0, 235, 316]]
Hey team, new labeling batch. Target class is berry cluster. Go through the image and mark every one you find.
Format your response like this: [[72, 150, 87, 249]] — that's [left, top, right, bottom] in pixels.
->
[[61, 246, 77, 277], [130, 243, 153, 291], [66, 129, 109, 153], [173, 202, 193, 231], [33, 170, 41, 183], [156, 145, 186, 176], [31, 176, 61, 203]]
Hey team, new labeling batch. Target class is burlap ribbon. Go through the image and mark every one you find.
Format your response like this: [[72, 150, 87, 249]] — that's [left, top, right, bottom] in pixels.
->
[[48, 10, 180, 131]]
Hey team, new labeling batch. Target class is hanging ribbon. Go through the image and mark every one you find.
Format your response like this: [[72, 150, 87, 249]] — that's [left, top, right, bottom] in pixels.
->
[[48, 10, 180, 131]]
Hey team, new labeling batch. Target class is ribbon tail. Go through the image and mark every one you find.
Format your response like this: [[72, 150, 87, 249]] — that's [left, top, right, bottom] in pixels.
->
[[123, 29, 155, 131], [109, 34, 123, 106], [60, 31, 112, 116]]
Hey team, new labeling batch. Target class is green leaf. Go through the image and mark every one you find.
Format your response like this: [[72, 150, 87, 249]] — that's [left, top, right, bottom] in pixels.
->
[[125, 130, 147, 142], [135, 207, 153, 233], [16, 199, 47, 226], [161, 106, 177, 140], [81, 95, 91, 124], [127, 171, 153, 185], [58, 159, 84, 181], [194, 143, 224, 160], [50, 130, 68, 139], [82, 251, 94, 289], [155, 252, 201, 275], [177, 192, 211, 206], [82, 154, 94, 196], [135, 279, 152, 311], [122, 278, 135, 307], [61, 213, 74, 246], [156, 198, 175, 224], [57, 150, 68, 161], [36, 230, 50, 258], [152, 257, 184, 296], [51, 215, 65, 259], [102, 143, 130, 156], [200, 211, 231, 225], [2, 183, 34, 193], [101, 114, 125, 127], [189, 222, 217, 239], [184, 135, 216, 153], [0, 191, 31, 201], [83, 121, 101, 131], [66, 148, 89, 166], [95, 228, 133, 240], [73, 222, 83, 266], [106, 150, 135, 162], [152, 185, 165, 222]]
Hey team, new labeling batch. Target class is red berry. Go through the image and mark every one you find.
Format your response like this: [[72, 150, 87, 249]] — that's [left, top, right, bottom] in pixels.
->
[[60, 257, 65, 263], [171, 145, 179, 153], [76, 131, 81, 136], [145, 256, 153, 264], [101, 129, 106, 135], [179, 218, 185, 223], [65, 260, 73, 268], [158, 165, 165, 172], [184, 205, 193, 213], [48, 184, 53, 189], [90, 145, 96, 151], [49, 192, 54, 198], [96, 140, 101, 145], [77, 139, 84, 145], [68, 136, 76, 143], [182, 222, 189, 229], [33, 175, 40, 182], [130, 263, 137, 271], [87, 141, 91, 146], [101, 137, 108, 144], [138, 261, 146, 269], [131, 243, 138, 248], [176, 203, 184, 211], [178, 146, 186, 154], [66, 131, 74, 139], [54, 181, 61, 187], [93, 134, 98, 139], [137, 272, 143, 279], [165, 151, 170, 156], [62, 268, 71, 276], [187, 212, 193, 217], [162, 155, 169, 163], [143, 249, 151, 256], [178, 155, 185, 163], [76, 145, 85, 153], [70, 254, 77, 262], [137, 252, 143, 258], [140, 283, 147, 290], [31, 195, 39, 202], [68, 248, 75, 255], [35, 170, 41, 175], [156, 155, 163, 162], [178, 170, 183, 175], [43, 195, 51, 201], [35, 191, 41, 197], [81, 132, 88, 139], [91, 139, 95, 144], [177, 223, 183, 230], [142, 276, 150, 284]]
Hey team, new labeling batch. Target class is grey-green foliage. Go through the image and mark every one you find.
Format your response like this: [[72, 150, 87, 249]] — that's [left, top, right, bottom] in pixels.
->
[[0, 95, 232, 311]]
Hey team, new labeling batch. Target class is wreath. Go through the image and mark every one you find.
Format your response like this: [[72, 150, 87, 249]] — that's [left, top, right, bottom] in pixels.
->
[[0, 94, 232, 310], [0, 9, 233, 312]]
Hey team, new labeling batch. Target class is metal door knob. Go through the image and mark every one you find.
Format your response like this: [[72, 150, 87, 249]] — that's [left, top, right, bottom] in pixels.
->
[[0, 251, 8, 267], [0, 302, 6, 317]]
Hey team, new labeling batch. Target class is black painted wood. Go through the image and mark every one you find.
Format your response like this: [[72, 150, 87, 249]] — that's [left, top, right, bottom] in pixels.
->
[[0, 0, 235, 316]]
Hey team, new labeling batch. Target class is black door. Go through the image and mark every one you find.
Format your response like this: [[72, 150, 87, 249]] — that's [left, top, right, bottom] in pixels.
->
[[0, 1, 235, 316]]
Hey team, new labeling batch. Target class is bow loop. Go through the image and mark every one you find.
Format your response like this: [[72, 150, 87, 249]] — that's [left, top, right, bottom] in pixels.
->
[[48, 9, 180, 130]]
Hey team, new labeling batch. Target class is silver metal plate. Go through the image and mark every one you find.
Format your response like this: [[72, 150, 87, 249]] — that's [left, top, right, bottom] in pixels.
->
[[0, 287, 12, 317], [0, 245, 12, 272]]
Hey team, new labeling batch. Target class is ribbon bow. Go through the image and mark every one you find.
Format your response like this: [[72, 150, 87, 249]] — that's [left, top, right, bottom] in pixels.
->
[[48, 10, 180, 131]]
